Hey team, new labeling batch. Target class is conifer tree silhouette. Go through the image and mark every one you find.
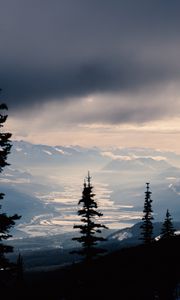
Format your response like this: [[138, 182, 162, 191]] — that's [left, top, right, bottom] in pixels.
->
[[16, 253, 24, 284], [161, 209, 175, 239], [0, 103, 21, 270], [140, 183, 154, 244], [72, 172, 108, 262]]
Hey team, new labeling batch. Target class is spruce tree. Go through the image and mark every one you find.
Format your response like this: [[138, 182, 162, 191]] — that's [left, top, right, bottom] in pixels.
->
[[72, 172, 108, 262], [140, 183, 154, 244], [0, 103, 21, 270], [161, 209, 175, 239]]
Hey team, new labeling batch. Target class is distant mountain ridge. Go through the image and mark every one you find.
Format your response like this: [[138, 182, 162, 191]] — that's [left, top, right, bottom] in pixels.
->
[[8, 140, 107, 169], [9, 140, 180, 170], [103, 156, 172, 172]]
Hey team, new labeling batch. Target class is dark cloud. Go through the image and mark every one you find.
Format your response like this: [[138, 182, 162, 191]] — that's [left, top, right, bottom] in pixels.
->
[[2, 58, 178, 112], [1, 0, 180, 115]]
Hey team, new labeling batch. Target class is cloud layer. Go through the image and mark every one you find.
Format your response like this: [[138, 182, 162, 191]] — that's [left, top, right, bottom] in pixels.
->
[[1, 0, 180, 125]]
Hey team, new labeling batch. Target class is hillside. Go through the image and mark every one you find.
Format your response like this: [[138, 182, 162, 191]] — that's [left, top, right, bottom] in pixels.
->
[[5, 236, 180, 300], [5, 221, 180, 271]]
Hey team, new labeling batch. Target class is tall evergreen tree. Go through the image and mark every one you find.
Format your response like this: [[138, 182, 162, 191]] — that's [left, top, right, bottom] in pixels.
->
[[140, 183, 154, 244], [161, 209, 175, 239], [72, 172, 108, 262], [16, 253, 24, 283], [0, 103, 21, 270]]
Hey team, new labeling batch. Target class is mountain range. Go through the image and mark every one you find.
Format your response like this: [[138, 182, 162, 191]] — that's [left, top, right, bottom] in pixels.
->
[[1, 140, 180, 240]]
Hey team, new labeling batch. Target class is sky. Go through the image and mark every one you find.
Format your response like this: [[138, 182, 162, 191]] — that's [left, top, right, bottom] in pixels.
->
[[2, 0, 180, 151]]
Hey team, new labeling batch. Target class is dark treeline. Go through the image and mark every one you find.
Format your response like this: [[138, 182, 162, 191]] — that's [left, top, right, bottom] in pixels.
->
[[11, 235, 180, 300], [0, 103, 21, 293], [0, 103, 180, 300]]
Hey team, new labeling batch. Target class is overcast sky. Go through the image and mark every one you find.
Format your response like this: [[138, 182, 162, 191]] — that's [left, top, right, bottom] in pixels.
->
[[2, 0, 180, 151]]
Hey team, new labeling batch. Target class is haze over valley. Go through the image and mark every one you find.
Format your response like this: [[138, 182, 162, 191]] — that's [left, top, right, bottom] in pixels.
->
[[1, 140, 180, 246]]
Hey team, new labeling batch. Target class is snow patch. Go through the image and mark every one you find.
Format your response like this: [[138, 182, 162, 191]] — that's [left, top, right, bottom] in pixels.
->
[[112, 231, 133, 241], [16, 147, 23, 152], [42, 150, 52, 155], [54, 147, 71, 155], [54, 147, 65, 154], [101, 151, 167, 161]]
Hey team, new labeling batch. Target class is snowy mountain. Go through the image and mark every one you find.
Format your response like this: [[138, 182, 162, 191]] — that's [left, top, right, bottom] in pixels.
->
[[8, 141, 180, 174], [107, 221, 180, 247], [8, 140, 108, 170], [103, 157, 172, 172]]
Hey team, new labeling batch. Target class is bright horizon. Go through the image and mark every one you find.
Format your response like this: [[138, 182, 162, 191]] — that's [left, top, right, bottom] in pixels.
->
[[7, 108, 180, 154]]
